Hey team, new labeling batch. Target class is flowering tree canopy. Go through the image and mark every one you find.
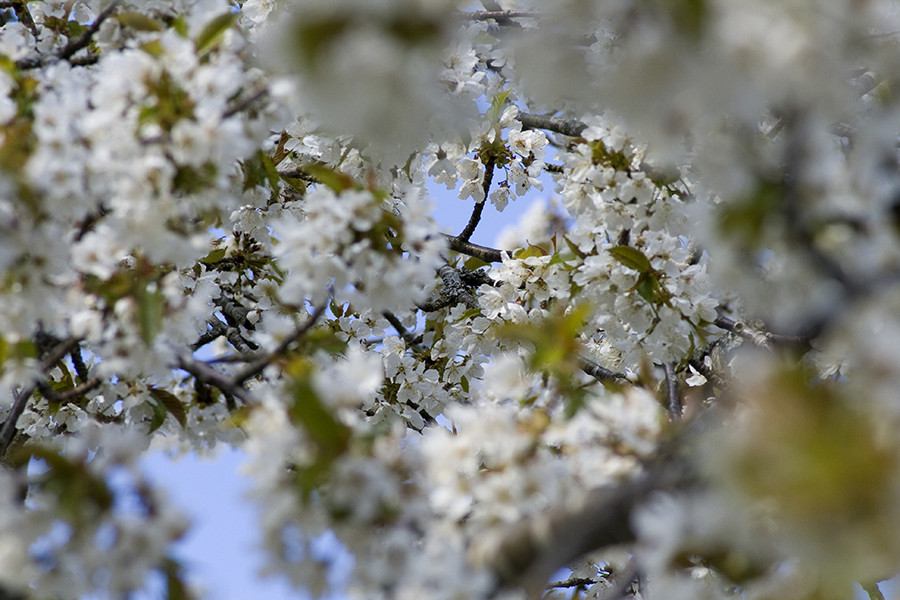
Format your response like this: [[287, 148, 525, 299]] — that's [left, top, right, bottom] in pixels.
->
[[2, 0, 900, 598]]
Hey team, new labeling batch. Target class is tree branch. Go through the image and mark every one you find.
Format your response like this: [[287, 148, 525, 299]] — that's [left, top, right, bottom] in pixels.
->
[[416, 296, 454, 313], [595, 563, 641, 600], [382, 310, 421, 348], [467, 10, 542, 21], [436, 264, 479, 310], [9, 2, 38, 39], [518, 113, 684, 186], [16, 0, 124, 69], [0, 338, 80, 459], [222, 87, 268, 119], [175, 356, 255, 405], [191, 318, 229, 351], [383, 311, 423, 350], [445, 234, 505, 263], [57, 0, 123, 61], [518, 113, 588, 138], [663, 362, 681, 421], [35, 377, 102, 403], [488, 445, 696, 594], [456, 159, 495, 243], [713, 315, 774, 350], [232, 300, 328, 385], [546, 577, 598, 589], [579, 357, 629, 385]]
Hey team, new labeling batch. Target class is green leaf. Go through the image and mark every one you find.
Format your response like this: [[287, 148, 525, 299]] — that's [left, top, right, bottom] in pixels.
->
[[279, 175, 307, 194], [149, 386, 188, 428], [138, 284, 165, 346], [25, 447, 113, 524], [200, 247, 227, 265], [633, 273, 671, 306], [49, 361, 75, 397], [718, 179, 783, 250], [140, 70, 196, 132], [162, 557, 194, 600], [0, 119, 35, 173], [115, 12, 164, 31], [662, 0, 708, 38], [241, 150, 282, 192], [460, 376, 469, 394], [634, 275, 655, 304], [66, 21, 90, 38], [513, 243, 548, 260], [301, 328, 348, 355], [195, 12, 239, 56], [486, 89, 513, 124], [453, 307, 483, 322], [172, 15, 189, 38], [286, 361, 352, 495], [609, 245, 652, 274], [303, 164, 357, 193], [463, 256, 489, 271], [386, 15, 442, 47], [291, 17, 351, 67], [562, 235, 587, 260], [146, 397, 168, 433], [140, 39, 164, 57], [0, 337, 37, 369], [172, 163, 218, 194]]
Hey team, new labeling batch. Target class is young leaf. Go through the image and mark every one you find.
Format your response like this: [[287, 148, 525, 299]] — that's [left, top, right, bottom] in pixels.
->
[[486, 89, 513, 124], [464, 256, 489, 271], [303, 164, 357, 193], [513, 244, 548, 260], [200, 247, 227, 265], [609, 245, 652, 274], [138, 284, 165, 346], [115, 12, 163, 32], [149, 387, 188, 429], [195, 12, 239, 56]]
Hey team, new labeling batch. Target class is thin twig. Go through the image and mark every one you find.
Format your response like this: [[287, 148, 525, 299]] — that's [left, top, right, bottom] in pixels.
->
[[11, 2, 38, 38], [579, 357, 628, 385], [546, 577, 597, 589], [383, 311, 423, 350], [663, 362, 681, 421], [0, 387, 35, 459], [16, 0, 124, 68], [233, 301, 328, 384], [457, 198, 486, 243], [35, 377, 103, 403], [57, 0, 124, 61], [467, 10, 542, 20], [596, 562, 640, 600], [456, 159, 494, 242], [70, 346, 89, 383], [0, 338, 80, 458], [175, 356, 255, 405], [713, 315, 773, 350], [191, 319, 229, 351], [223, 87, 268, 119]]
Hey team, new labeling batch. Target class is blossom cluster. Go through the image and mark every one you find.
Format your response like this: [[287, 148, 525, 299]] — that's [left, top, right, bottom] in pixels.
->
[[2, 0, 900, 599]]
